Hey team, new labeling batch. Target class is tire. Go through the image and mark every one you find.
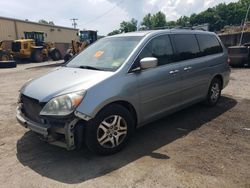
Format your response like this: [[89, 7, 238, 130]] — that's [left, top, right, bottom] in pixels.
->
[[205, 77, 222, 107], [0, 50, 12, 61], [85, 104, 135, 155], [50, 48, 61, 61], [64, 53, 73, 63], [0, 60, 16, 68], [74, 122, 85, 150], [31, 50, 43, 62]]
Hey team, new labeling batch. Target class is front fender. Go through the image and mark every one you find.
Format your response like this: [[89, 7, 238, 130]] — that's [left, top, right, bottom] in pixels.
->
[[75, 74, 140, 121]]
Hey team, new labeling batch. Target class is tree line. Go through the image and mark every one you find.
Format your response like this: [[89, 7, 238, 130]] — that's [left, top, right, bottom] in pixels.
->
[[108, 0, 250, 36]]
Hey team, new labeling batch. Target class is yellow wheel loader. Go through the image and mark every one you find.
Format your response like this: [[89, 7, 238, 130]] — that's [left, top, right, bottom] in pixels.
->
[[0, 41, 16, 68], [64, 30, 97, 62], [12, 31, 61, 62]]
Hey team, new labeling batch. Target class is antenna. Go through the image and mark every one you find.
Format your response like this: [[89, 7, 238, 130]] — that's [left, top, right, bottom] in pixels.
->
[[70, 18, 78, 29]]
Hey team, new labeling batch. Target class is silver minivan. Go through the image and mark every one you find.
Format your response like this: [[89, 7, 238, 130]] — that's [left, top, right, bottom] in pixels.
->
[[16, 29, 230, 155]]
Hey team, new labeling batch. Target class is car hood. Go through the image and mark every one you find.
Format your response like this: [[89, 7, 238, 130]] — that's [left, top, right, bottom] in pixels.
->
[[21, 67, 114, 102]]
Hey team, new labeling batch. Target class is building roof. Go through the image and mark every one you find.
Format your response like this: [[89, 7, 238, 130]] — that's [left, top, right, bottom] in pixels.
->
[[0, 16, 78, 31]]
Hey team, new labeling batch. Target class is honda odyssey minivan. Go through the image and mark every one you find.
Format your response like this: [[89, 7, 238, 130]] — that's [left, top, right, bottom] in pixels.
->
[[16, 29, 230, 155]]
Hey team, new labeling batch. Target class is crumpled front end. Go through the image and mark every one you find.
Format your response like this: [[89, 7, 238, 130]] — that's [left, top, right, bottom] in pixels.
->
[[16, 94, 85, 150]]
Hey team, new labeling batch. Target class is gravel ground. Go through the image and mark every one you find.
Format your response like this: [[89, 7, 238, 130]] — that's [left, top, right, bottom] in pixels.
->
[[0, 62, 249, 188]]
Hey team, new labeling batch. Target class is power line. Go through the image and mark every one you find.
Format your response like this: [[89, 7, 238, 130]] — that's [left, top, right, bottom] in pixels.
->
[[71, 18, 78, 29], [83, 0, 124, 26]]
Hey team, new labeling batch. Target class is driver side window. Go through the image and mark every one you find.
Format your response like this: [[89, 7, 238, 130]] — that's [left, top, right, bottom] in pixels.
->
[[132, 35, 174, 69]]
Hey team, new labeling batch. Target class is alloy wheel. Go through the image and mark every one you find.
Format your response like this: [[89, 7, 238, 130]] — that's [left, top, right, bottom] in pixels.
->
[[97, 115, 128, 148], [210, 82, 220, 103]]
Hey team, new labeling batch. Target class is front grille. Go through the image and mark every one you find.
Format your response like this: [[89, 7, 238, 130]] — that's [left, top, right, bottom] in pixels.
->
[[12, 42, 21, 52], [20, 94, 45, 123]]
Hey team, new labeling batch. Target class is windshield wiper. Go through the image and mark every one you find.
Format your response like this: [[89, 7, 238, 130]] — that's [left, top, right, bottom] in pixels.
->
[[79, 65, 101, 70]]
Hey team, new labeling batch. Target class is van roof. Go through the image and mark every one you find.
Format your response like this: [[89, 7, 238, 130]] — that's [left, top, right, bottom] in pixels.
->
[[109, 29, 214, 38]]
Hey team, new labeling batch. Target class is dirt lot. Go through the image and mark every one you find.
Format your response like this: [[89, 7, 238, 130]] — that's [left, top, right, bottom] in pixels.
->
[[0, 61, 249, 188]]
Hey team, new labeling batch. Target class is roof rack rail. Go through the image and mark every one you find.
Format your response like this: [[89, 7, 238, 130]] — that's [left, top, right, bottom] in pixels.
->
[[139, 25, 208, 31], [171, 26, 207, 31]]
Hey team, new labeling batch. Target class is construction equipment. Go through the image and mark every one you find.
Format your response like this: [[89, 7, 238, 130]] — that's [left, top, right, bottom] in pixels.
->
[[64, 30, 97, 62], [0, 41, 16, 68], [12, 31, 61, 62]]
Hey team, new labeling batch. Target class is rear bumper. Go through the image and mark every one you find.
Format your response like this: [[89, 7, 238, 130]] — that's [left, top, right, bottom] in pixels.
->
[[229, 57, 249, 66], [16, 106, 80, 150]]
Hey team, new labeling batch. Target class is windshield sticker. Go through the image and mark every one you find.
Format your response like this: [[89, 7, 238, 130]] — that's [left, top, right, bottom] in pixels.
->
[[112, 60, 123, 67], [94, 51, 104, 58]]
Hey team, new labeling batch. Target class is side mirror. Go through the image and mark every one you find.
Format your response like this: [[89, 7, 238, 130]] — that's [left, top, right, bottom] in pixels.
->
[[140, 57, 158, 70]]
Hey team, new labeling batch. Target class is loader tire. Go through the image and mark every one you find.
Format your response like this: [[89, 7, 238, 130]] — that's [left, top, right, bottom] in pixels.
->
[[31, 50, 43, 62], [50, 48, 61, 61], [0, 60, 16, 68]]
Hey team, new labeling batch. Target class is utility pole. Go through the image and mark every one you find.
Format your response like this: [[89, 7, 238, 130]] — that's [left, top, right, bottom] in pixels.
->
[[239, 4, 250, 45], [70, 18, 78, 29]]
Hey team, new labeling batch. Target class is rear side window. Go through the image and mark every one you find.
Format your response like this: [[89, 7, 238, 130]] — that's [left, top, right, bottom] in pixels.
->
[[172, 34, 200, 61], [196, 34, 223, 56], [137, 35, 174, 66]]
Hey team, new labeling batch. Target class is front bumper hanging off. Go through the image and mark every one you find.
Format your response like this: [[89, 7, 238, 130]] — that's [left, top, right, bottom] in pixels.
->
[[16, 106, 80, 150]]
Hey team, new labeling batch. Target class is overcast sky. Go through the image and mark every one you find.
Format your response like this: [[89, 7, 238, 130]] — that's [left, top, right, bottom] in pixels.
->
[[0, 0, 238, 35]]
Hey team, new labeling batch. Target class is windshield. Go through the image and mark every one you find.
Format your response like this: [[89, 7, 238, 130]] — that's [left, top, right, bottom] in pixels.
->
[[80, 31, 90, 41], [66, 36, 142, 71]]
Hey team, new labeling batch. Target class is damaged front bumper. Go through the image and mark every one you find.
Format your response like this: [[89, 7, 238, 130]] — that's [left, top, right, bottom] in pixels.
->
[[16, 106, 82, 150]]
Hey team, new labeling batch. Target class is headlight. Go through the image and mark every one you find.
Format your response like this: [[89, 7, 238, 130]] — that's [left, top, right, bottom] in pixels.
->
[[40, 91, 86, 116]]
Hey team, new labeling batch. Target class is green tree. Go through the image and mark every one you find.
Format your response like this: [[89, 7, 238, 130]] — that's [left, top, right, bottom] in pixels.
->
[[108, 0, 250, 35], [120, 18, 138, 33], [166, 21, 176, 28], [38, 19, 55, 25], [176, 16, 190, 27], [151, 11, 167, 29], [141, 13, 153, 29], [107, 29, 121, 36], [141, 11, 167, 29]]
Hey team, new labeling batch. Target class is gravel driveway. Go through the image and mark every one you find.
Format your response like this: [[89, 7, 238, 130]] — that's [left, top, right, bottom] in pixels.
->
[[0, 62, 249, 188]]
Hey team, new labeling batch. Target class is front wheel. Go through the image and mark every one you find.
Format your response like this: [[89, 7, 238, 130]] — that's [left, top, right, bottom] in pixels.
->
[[205, 77, 222, 107], [85, 104, 134, 155], [31, 50, 43, 62]]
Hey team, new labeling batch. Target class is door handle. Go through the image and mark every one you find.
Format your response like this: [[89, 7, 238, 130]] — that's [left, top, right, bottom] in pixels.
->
[[184, 67, 192, 71], [169, 70, 179, 74]]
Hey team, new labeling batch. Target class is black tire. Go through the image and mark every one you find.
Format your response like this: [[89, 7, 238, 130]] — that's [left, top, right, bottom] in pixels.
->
[[0, 50, 13, 61], [31, 50, 43, 62], [64, 53, 73, 63], [85, 104, 135, 155], [205, 77, 222, 107], [0, 60, 16, 68], [74, 122, 85, 150], [50, 48, 61, 61]]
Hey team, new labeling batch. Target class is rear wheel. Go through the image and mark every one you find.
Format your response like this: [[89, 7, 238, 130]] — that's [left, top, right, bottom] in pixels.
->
[[31, 50, 43, 62], [205, 77, 222, 107], [85, 104, 134, 155]]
